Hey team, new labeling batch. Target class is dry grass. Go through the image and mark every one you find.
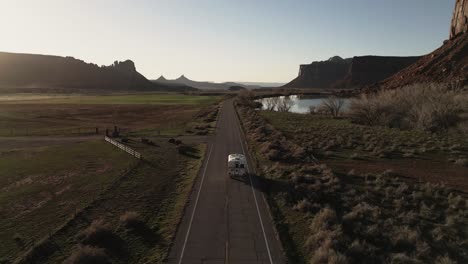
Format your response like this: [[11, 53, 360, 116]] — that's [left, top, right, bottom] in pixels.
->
[[63, 245, 109, 264], [79, 219, 118, 248], [119, 211, 144, 229]]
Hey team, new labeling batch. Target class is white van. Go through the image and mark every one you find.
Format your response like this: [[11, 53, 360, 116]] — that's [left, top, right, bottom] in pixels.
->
[[227, 154, 247, 177]]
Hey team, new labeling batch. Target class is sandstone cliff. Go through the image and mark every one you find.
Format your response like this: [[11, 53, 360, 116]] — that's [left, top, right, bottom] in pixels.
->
[[369, 33, 468, 91], [337, 56, 421, 88], [450, 0, 468, 39], [0, 52, 194, 92], [283, 56, 420, 89], [367, 1, 468, 91], [283, 56, 351, 88]]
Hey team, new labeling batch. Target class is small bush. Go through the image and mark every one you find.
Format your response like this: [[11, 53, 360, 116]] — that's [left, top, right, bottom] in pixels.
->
[[13, 233, 25, 249], [276, 96, 294, 112], [237, 90, 257, 108], [63, 245, 109, 264], [389, 253, 421, 264], [310, 247, 348, 264], [119, 211, 144, 229], [454, 158, 468, 166], [318, 96, 346, 118], [390, 226, 419, 252], [293, 199, 312, 212], [435, 255, 457, 264], [79, 219, 116, 247]]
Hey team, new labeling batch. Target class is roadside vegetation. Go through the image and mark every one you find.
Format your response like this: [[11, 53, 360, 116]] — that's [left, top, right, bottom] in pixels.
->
[[235, 86, 468, 263], [349, 83, 467, 132]]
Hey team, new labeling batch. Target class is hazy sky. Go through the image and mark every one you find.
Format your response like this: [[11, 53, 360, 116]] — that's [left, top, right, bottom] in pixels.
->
[[0, 0, 454, 82]]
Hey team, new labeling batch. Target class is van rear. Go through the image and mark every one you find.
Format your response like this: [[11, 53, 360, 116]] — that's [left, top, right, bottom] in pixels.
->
[[227, 154, 247, 177]]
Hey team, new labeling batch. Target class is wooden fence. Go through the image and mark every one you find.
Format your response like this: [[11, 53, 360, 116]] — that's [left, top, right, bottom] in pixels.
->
[[104, 136, 141, 159]]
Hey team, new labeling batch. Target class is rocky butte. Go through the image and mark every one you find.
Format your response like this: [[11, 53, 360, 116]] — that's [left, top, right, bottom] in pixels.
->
[[283, 55, 420, 89], [0, 52, 194, 92]]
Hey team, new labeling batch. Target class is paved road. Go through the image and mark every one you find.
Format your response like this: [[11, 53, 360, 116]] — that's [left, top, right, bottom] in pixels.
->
[[168, 100, 285, 264]]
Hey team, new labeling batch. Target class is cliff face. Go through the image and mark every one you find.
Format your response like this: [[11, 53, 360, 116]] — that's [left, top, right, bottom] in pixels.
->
[[284, 56, 351, 88], [371, 33, 468, 91], [339, 56, 421, 88], [368, 1, 468, 91], [283, 56, 420, 89], [0, 52, 194, 91], [450, 0, 468, 39]]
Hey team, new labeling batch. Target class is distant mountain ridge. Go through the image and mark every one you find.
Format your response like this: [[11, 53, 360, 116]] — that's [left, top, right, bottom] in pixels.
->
[[153, 75, 263, 90], [0, 52, 195, 92], [283, 55, 421, 89], [236, 81, 285, 87]]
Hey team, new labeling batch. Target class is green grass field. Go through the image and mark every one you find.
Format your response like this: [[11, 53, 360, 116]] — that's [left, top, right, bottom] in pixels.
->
[[0, 140, 135, 261], [0, 93, 220, 105], [0, 138, 206, 263], [0, 92, 217, 262], [0, 93, 221, 137]]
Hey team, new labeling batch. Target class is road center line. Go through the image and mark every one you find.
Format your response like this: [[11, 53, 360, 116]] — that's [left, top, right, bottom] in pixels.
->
[[177, 144, 214, 264], [235, 108, 274, 264]]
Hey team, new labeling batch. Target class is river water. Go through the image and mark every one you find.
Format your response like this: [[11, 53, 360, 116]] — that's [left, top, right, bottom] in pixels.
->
[[256, 95, 351, 114]]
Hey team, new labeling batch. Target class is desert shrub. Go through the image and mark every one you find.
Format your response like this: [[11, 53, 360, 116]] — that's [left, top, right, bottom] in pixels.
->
[[435, 255, 457, 264], [17, 239, 56, 264], [309, 105, 317, 114], [264, 97, 280, 111], [319, 96, 346, 118], [309, 247, 348, 264], [13, 233, 25, 249], [389, 253, 422, 264], [237, 89, 258, 108], [390, 226, 419, 252], [306, 208, 347, 263], [79, 219, 117, 248], [119, 211, 144, 229], [454, 158, 468, 166], [277, 96, 294, 112], [236, 100, 468, 263], [293, 199, 312, 212], [350, 83, 465, 131], [63, 245, 110, 264]]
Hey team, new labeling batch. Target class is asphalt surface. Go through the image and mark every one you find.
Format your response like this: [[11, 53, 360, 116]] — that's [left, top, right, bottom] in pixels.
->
[[167, 100, 285, 264]]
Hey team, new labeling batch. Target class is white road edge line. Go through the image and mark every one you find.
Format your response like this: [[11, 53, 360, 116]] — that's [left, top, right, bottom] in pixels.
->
[[237, 119, 274, 264], [177, 144, 214, 264]]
